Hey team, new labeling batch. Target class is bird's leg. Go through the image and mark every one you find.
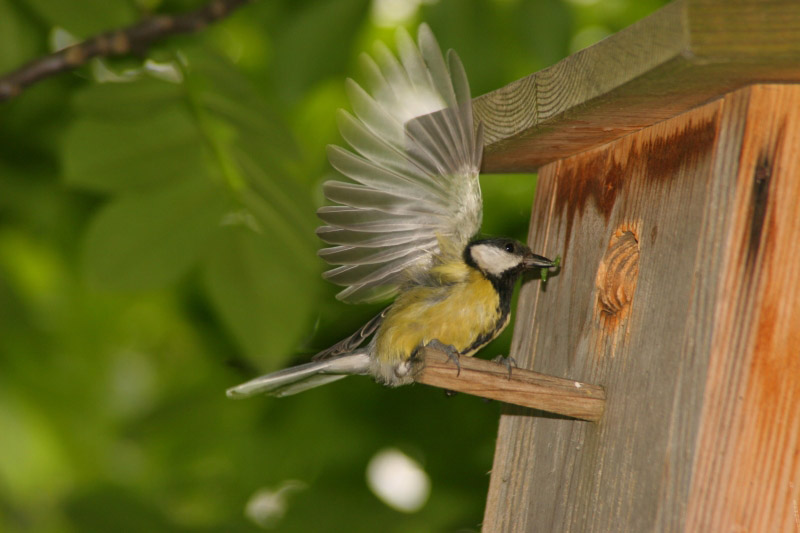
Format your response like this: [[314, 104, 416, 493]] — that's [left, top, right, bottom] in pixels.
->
[[492, 355, 517, 380], [425, 339, 461, 377]]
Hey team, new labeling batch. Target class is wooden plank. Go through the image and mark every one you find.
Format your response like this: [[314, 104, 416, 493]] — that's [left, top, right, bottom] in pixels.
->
[[685, 84, 800, 533], [473, 0, 800, 173], [483, 87, 774, 532], [414, 347, 605, 422]]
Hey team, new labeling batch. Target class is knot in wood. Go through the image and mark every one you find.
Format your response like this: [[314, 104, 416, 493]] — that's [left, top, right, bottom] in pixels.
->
[[596, 229, 640, 319]]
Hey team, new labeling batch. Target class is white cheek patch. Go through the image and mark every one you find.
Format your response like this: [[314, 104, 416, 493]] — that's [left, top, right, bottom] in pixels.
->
[[470, 244, 523, 276]]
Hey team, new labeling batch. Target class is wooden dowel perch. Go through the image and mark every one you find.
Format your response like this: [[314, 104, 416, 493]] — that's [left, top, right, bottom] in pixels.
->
[[414, 348, 605, 422]]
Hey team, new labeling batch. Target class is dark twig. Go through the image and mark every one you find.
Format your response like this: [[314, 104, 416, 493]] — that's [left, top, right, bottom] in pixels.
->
[[0, 0, 251, 102]]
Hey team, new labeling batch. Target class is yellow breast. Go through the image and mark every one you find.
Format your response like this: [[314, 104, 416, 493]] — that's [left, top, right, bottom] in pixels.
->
[[374, 262, 504, 365]]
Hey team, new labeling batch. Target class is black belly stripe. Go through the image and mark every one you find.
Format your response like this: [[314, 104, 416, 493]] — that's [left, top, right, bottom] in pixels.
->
[[462, 311, 510, 356], [462, 273, 516, 355]]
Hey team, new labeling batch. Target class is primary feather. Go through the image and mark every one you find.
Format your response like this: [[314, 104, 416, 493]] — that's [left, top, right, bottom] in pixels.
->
[[317, 24, 483, 303]]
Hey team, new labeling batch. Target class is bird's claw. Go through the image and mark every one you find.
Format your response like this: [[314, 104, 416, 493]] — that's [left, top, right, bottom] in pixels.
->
[[426, 339, 461, 377], [492, 355, 517, 380]]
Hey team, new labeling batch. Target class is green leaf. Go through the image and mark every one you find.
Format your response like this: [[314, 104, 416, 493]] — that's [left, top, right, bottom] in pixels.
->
[[479, 173, 537, 240], [514, 0, 572, 68], [24, 0, 137, 37], [271, 0, 370, 103], [0, 0, 42, 73], [186, 50, 299, 160], [63, 102, 210, 193], [64, 485, 177, 533], [71, 78, 184, 119], [203, 225, 317, 365], [182, 49, 318, 243], [83, 179, 229, 290]]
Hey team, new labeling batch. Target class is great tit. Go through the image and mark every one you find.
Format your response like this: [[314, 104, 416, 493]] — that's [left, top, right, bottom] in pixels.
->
[[227, 25, 554, 399]]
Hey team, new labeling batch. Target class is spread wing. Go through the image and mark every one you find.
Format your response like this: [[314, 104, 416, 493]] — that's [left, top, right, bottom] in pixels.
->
[[317, 24, 483, 303]]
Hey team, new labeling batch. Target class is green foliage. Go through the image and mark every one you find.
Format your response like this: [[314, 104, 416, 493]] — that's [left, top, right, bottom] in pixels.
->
[[82, 179, 229, 289], [0, 0, 670, 531], [203, 223, 314, 365], [271, 0, 371, 104], [64, 84, 205, 192], [60, 49, 319, 365], [24, 0, 137, 37], [0, 0, 42, 72]]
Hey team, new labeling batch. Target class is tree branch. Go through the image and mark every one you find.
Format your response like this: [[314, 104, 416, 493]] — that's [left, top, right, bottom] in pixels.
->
[[0, 0, 251, 102], [414, 348, 606, 422]]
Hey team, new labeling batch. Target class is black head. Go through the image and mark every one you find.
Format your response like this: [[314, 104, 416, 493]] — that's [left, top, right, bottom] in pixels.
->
[[464, 238, 554, 281]]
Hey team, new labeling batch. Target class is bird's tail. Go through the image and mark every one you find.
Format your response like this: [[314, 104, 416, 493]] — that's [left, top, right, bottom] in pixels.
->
[[226, 350, 371, 399]]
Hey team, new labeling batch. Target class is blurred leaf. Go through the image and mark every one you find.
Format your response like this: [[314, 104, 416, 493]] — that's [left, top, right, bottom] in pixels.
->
[[180, 51, 320, 362], [480, 173, 537, 240], [206, 11, 272, 72], [187, 47, 299, 161], [83, 178, 229, 290], [0, 0, 42, 72], [203, 224, 316, 365], [515, 0, 572, 68], [0, 389, 72, 500], [71, 77, 185, 118], [66, 48, 320, 363], [63, 100, 209, 193], [422, 0, 508, 96], [64, 485, 180, 532], [272, 0, 370, 103], [290, 78, 347, 180], [24, 0, 137, 37]]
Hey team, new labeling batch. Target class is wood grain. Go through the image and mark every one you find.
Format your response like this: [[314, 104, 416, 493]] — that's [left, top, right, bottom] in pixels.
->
[[483, 85, 800, 532], [414, 347, 605, 422], [684, 85, 800, 533], [472, 0, 800, 173]]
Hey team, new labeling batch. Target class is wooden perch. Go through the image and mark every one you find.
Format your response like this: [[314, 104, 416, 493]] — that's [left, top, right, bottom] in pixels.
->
[[0, 0, 251, 102], [414, 347, 605, 422]]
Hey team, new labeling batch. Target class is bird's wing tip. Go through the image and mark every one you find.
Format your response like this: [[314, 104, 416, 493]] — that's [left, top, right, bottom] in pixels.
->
[[225, 385, 252, 399]]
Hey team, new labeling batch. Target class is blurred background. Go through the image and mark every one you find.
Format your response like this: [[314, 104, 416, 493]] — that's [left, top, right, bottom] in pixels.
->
[[0, 0, 668, 531]]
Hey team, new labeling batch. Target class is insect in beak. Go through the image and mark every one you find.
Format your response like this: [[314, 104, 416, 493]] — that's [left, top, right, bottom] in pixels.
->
[[523, 252, 556, 269]]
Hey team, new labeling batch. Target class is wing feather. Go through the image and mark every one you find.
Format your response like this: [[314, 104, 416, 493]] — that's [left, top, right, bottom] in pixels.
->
[[335, 111, 445, 190], [319, 25, 482, 303], [322, 246, 435, 285], [322, 182, 426, 213], [318, 243, 430, 265], [318, 206, 437, 232], [326, 145, 446, 199], [315, 227, 427, 247]]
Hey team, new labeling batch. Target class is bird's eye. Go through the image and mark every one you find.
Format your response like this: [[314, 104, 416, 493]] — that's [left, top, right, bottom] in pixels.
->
[[504, 243, 515, 253]]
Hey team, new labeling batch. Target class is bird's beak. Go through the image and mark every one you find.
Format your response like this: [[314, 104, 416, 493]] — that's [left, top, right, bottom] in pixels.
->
[[523, 252, 555, 269]]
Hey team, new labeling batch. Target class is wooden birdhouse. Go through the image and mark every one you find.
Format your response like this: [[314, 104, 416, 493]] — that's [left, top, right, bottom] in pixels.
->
[[419, 0, 800, 530]]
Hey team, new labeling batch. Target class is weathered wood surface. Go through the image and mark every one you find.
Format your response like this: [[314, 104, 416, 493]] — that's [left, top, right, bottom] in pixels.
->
[[414, 348, 605, 422], [684, 85, 800, 533], [482, 85, 800, 532], [474, 0, 800, 173]]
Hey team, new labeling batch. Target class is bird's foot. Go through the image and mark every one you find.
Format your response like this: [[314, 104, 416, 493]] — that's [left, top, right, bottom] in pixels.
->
[[492, 355, 517, 380], [426, 339, 461, 377]]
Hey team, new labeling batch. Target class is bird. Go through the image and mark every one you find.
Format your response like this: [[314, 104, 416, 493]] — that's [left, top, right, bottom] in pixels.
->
[[226, 24, 555, 399]]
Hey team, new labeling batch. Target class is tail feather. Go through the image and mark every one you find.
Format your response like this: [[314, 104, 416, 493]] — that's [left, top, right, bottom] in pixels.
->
[[226, 351, 372, 399]]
